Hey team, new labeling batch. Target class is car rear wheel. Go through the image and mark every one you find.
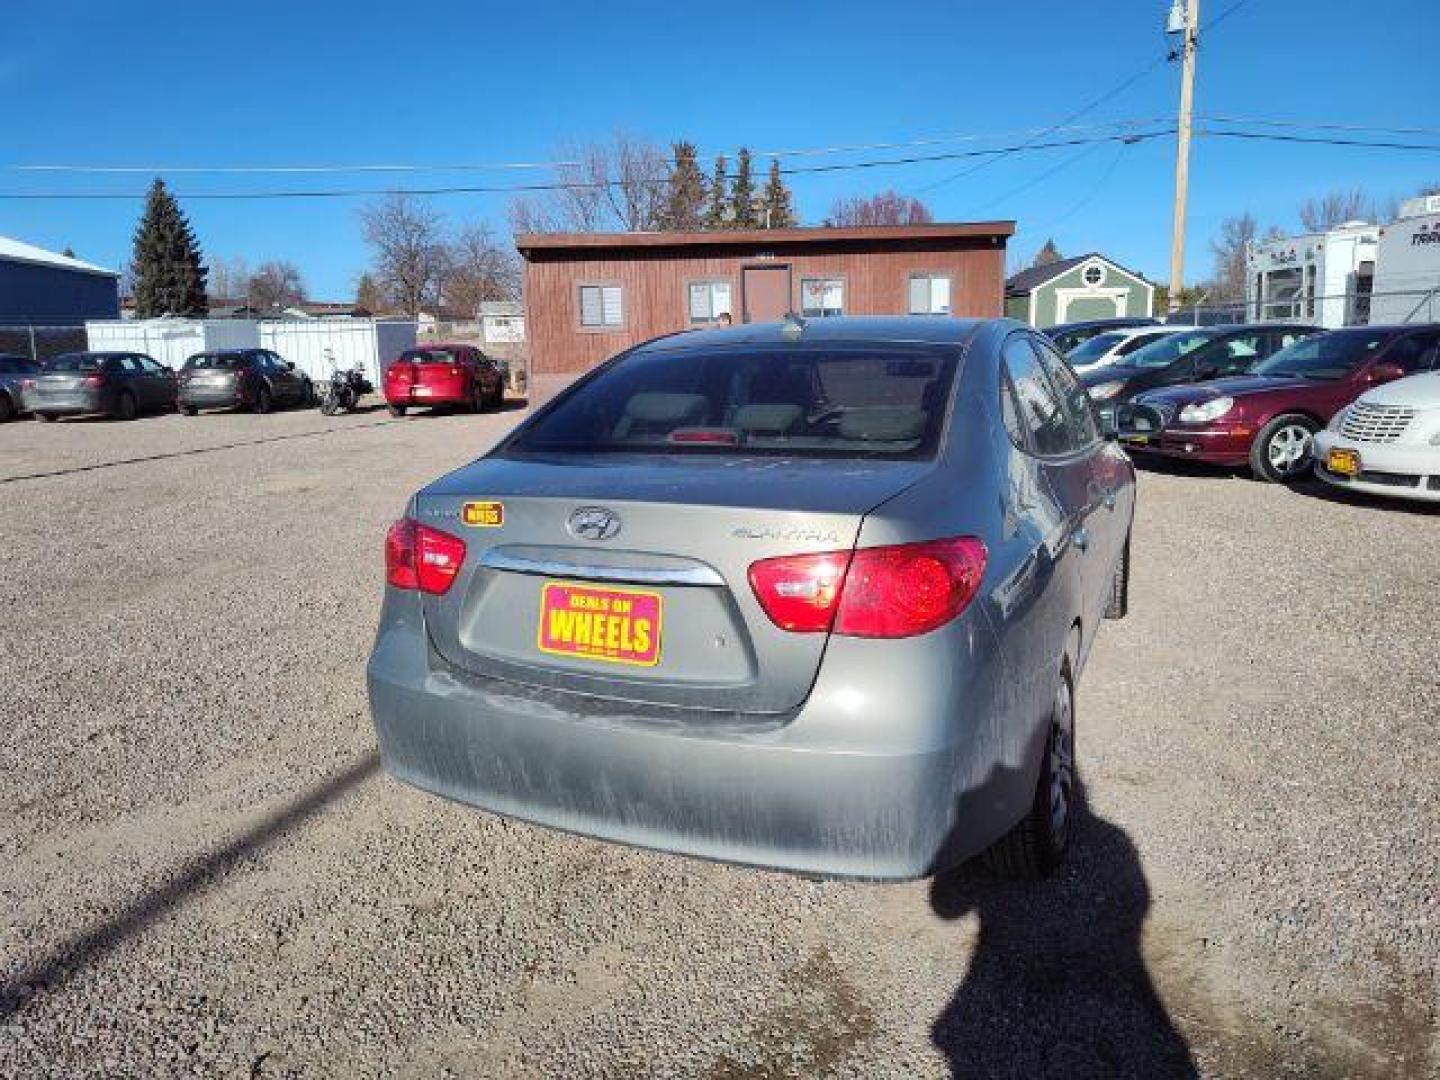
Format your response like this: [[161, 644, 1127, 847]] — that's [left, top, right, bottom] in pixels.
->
[[1104, 532, 1130, 620], [35, 411, 56, 423], [388, 403, 407, 418], [254, 386, 273, 414], [115, 391, 137, 421], [0, 392, 14, 422], [1250, 414, 1318, 482], [983, 661, 1075, 879], [182, 404, 198, 417]]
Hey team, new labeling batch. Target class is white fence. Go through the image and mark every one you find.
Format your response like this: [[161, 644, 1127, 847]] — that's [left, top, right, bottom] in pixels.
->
[[78, 317, 416, 384]]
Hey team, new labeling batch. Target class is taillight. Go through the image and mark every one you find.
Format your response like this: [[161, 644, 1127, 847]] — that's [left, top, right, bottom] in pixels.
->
[[384, 518, 466, 594], [391, 362, 415, 383], [748, 536, 987, 639], [21, 379, 35, 391], [83, 373, 105, 388]]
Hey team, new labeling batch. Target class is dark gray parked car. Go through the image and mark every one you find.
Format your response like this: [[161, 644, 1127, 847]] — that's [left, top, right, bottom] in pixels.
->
[[368, 317, 1136, 880], [0, 353, 42, 421], [178, 348, 312, 415], [25, 351, 178, 421]]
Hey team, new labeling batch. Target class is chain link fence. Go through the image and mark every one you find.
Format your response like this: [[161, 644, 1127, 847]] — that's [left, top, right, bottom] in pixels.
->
[[1164, 285, 1440, 327]]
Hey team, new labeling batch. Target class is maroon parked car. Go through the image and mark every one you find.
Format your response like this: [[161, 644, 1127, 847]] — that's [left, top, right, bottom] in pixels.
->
[[1119, 325, 1440, 481]]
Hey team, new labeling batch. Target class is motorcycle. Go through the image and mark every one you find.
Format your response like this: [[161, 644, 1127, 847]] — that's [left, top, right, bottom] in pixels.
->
[[319, 365, 374, 415]]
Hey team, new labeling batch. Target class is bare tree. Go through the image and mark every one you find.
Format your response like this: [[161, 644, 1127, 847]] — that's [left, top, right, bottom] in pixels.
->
[[442, 223, 520, 315], [1298, 188, 1372, 232], [355, 273, 387, 314], [246, 260, 306, 311], [1210, 213, 1257, 299], [824, 190, 934, 227], [359, 194, 447, 318], [209, 255, 251, 301], [508, 133, 668, 234]]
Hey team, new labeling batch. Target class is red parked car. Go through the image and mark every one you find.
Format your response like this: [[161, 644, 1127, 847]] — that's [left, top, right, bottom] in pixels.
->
[[1119, 325, 1440, 481], [383, 344, 505, 417]]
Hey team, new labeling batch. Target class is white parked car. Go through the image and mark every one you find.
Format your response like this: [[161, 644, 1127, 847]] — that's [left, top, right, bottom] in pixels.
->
[[1314, 371, 1440, 503], [1063, 325, 1194, 372]]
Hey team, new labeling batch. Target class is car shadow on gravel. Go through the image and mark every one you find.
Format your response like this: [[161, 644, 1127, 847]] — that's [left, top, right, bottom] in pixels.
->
[[0, 752, 381, 1021], [1286, 474, 1440, 517], [929, 791, 1197, 1079]]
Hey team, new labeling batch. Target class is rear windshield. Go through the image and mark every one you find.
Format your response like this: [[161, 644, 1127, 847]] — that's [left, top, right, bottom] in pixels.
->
[[46, 354, 102, 372], [1253, 329, 1392, 381], [184, 353, 246, 370], [1126, 331, 1216, 368], [505, 346, 959, 460], [1064, 332, 1126, 364], [401, 349, 458, 364]]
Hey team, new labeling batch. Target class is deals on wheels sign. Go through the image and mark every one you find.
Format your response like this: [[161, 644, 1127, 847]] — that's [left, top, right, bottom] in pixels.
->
[[537, 582, 662, 667]]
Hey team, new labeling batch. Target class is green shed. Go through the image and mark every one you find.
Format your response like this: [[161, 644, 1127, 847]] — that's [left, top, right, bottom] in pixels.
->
[[1004, 253, 1155, 328]]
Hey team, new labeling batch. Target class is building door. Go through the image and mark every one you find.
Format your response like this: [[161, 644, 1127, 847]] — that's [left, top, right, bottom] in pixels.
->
[[742, 265, 791, 323]]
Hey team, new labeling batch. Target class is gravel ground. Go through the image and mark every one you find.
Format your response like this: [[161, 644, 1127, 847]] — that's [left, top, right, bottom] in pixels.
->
[[0, 400, 1435, 1078]]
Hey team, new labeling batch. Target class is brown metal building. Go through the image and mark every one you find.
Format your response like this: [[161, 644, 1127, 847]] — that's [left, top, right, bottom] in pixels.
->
[[517, 222, 1015, 375]]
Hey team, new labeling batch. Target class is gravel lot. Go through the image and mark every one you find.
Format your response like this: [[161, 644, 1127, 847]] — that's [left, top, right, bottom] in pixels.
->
[[1, 400, 1435, 1078]]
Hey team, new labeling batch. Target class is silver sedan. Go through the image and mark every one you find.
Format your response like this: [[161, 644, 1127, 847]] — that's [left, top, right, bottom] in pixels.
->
[[367, 317, 1135, 880]]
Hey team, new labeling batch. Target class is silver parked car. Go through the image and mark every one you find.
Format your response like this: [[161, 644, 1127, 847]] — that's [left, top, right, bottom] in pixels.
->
[[367, 317, 1135, 880], [0, 353, 42, 421]]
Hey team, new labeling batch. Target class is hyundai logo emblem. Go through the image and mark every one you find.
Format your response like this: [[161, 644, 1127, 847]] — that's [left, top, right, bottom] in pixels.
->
[[568, 506, 621, 541]]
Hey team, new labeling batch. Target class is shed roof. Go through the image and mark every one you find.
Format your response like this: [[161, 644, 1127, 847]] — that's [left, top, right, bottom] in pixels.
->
[[516, 221, 1015, 256], [0, 235, 118, 278], [1005, 252, 1150, 296]]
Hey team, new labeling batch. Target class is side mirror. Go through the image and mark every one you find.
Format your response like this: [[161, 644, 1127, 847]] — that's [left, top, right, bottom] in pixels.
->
[[285, 361, 296, 371], [1368, 362, 1405, 385]]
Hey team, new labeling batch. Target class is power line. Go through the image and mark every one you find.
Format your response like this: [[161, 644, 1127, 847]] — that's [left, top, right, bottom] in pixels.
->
[[0, 130, 1177, 201], [1201, 129, 1440, 152]]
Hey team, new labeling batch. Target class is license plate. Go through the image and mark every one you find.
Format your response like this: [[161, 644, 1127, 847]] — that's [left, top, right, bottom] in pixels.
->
[[537, 582, 662, 667], [1121, 434, 1152, 446], [413, 386, 432, 396], [1327, 448, 1361, 476]]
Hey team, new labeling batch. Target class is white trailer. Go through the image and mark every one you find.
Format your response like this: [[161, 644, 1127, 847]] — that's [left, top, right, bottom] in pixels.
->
[[1369, 195, 1440, 324], [257, 318, 416, 385], [85, 317, 259, 369], [1246, 221, 1380, 329]]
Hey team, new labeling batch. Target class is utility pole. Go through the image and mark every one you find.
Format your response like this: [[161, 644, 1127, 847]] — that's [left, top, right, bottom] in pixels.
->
[[1167, 0, 1200, 313]]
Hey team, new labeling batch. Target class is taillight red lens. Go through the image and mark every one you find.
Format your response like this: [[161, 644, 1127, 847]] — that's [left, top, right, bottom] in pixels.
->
[[747, 551, 851, 632], [749, 536, 987, 639], [384, 518, 466, 594], [83, 373, 105, 387]]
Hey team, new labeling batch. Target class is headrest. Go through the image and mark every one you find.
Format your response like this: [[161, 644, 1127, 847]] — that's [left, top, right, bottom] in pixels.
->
[[837, 407, 926, 442], [733, 402, 803, 433], [623, 392, 707, 423]]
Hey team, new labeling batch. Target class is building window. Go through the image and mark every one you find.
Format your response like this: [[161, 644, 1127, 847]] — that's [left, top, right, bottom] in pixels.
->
[[579, 284, 623, 328], [800, 278, 844, 318], [908, 274, 951, 315], [1082, 264, 1104, 287], [688, 280, 733, 324]]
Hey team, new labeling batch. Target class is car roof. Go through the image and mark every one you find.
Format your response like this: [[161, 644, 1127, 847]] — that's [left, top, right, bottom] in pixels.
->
[[641, 316, 989, 354], [1047, 317, 1156, 333]]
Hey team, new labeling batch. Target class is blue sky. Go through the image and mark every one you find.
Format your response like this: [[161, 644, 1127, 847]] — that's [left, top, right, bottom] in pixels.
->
[[3, 0, 1435, 300]]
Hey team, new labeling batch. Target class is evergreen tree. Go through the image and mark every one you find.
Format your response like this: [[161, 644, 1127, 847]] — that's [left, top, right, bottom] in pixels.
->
[[705, 154, 730, 229], [131, 179, 208, 317], [1032, 238, 1063, 267], [761, 159, 797, 228], [730, 148, 758, 229], [660, 141, 707, 231]]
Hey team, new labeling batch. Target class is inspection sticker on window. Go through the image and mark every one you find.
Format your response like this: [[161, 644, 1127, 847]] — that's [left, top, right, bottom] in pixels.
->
[[461, 501, 504, 527], [537, 582, 662, 667]]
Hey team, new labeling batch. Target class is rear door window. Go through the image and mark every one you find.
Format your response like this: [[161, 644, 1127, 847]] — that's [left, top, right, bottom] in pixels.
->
[[505, 345, 958, 460], [1030, 336, 1099, 448], [1002, 336, 1072, 457]]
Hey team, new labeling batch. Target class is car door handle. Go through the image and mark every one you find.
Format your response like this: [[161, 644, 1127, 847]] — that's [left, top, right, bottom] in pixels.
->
[[1074, 527, 1091, 552]]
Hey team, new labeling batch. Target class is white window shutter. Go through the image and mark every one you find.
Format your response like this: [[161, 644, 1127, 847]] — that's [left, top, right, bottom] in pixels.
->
[[689, 284, 709, 321], [580, 286, 603, 326], [933, 276, 951, 314], [908, 277, 928, 314], [602, 286, 622, 326], [714, 282, 732, 316]]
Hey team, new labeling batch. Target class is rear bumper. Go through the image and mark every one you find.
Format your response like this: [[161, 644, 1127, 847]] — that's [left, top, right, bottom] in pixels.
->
[[367, 593, 1035, 880], [22, 389, 105, 415], [384, 384, 468, 406], [178, 386, 243, 408]]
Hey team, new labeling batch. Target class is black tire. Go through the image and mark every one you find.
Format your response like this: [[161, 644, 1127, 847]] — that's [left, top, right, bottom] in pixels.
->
[[1104, 533, 1130, 620], [0, 392, 14, 423], [388, 403, 407, 418], [1250, 413, 1318, 483], [35, 411, 56, 423], [253, 385, 274, 415], [983, 661, 1076, 880], [114, 391, 137, 421], [472, 383, 486, 413], [182, 404, 199, 417], [320, 395, 338, 417]]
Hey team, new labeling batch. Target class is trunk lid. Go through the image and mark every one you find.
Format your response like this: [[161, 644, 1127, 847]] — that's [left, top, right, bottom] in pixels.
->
[[415, 453, 932, 714]]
